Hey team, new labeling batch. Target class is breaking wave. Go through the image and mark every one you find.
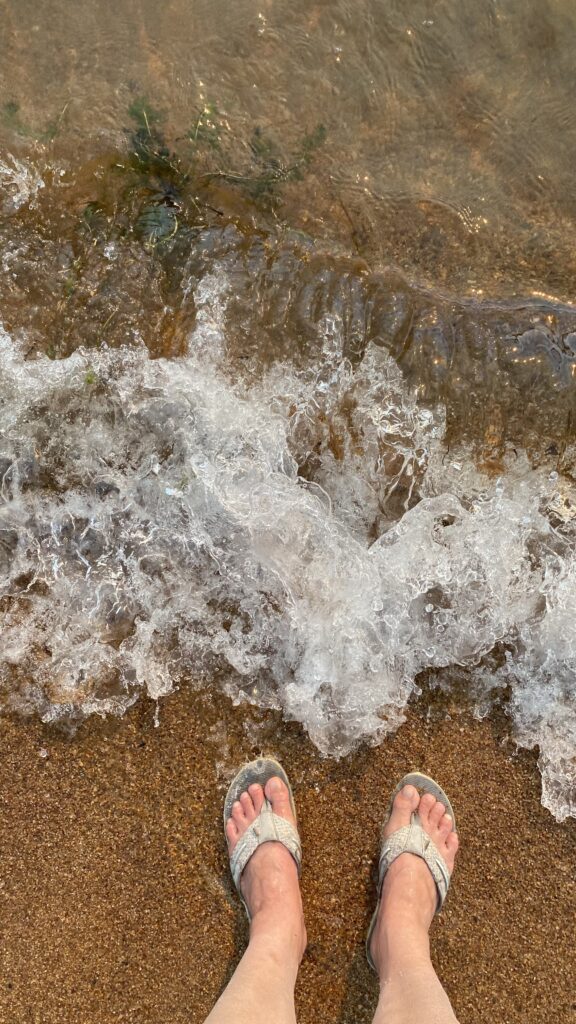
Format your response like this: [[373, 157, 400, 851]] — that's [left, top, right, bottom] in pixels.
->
[[1, 272, 575, 820]]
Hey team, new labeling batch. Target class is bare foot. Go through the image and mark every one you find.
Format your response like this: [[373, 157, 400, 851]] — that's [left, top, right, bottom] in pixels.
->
[[225, 776, 307, 961], [369, 784, 459, 977]]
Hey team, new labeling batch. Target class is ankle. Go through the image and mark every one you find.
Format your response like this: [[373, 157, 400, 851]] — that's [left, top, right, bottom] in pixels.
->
[[374, 916, 431, 977], [249, 908, 307, 965], [378, 857, 437, 934], [240, 845, 300, 914], [370, 865, 435, 977]]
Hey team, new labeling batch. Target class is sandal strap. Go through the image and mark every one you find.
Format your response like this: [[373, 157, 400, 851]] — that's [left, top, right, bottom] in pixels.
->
[[377, 815, 451, 912], [229, 800, 302, 891]]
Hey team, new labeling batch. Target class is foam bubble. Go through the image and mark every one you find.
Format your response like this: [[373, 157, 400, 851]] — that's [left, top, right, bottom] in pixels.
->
[[0, 155, 45, 214]]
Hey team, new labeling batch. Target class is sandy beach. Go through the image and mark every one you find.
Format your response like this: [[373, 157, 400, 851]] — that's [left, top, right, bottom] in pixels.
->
[[0, 687, 573, 1024], [2, 2, 576, 1022]]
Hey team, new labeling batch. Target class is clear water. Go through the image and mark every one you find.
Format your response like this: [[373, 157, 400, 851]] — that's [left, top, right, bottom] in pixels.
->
[[1, 0, 576, 819]]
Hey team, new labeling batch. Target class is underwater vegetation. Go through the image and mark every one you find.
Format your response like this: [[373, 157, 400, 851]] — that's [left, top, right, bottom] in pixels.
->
[[115, 96, 327, 248], [1, 99, 64, 143]]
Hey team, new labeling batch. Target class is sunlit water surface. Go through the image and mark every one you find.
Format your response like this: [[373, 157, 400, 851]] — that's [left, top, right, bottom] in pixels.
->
[[1, 0, 576, 819]]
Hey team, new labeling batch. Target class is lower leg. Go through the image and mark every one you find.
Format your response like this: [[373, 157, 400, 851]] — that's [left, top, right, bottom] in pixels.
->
[[374, 968, 458, 1024], [204, 924, 301, 1024], [204, 780, 306, 1024], [369, 787, 460, 1024], [371, 912, 458, 1024]]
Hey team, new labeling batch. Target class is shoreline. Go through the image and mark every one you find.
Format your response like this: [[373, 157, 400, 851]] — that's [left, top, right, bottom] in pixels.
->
[[0, 686, 574, 1023]]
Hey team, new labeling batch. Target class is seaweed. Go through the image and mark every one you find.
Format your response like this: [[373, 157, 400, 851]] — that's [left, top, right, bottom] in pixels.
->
[[188, 103, 223, 151], [1, 99, 67, 141], [128, 97, 164, 130], [207, 121, 327, 204], [126, 93, 326, 209], [127, 98, 177, 176], [76, 95, 327, 260]]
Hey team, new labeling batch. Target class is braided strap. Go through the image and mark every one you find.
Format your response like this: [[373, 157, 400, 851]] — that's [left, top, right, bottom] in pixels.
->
[[377, 817, 451, 912], [229, 800, 302, 892]]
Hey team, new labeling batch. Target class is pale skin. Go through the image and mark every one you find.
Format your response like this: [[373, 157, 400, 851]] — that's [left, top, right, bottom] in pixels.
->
[[204, 778, 460, 1024]]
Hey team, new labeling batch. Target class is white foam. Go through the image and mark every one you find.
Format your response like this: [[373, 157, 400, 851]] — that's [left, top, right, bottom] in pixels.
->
[[0, 274, 575, 819], [0, 155, 45, 214]]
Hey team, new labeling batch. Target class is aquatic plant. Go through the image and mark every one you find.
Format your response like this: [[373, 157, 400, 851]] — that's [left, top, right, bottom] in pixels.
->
[[119, 94, 327, 247], [2, 98, 65, 142], [206, 122, 327, 203], [188, 103, 223, 150]]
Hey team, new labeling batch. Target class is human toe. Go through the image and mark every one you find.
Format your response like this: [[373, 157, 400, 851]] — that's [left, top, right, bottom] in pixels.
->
[[225, 818, 238, 849], [264, 776, 294, 822], [446, 831, 459, 857], [418, 792, 436, 823], [240, 790, 257, 823], [383, 783, 419, 837], [438, 812, 453, 839], [429, 799, 447, 829], [231, 798, 246, 827], [248, 783, 265, 814]]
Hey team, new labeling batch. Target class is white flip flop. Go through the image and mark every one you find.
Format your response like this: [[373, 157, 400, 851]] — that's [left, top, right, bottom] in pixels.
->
[[224, 756, 302, 920], [366, 772, 457, 972]]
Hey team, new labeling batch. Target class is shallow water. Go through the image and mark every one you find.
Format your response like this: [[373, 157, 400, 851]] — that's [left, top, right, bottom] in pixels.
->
[[1, 0, 576, 819]]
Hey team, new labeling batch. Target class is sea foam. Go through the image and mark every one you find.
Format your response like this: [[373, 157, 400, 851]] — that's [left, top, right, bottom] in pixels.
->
[[0, 273, 575, 820]]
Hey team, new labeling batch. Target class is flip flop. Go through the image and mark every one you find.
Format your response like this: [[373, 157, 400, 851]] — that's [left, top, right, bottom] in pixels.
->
[[224, 756, 302, 920], [366, 772, 457, 972]]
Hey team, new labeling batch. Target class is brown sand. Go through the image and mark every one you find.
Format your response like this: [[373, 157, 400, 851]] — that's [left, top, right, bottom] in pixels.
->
[[0, 686, 574, 1024]]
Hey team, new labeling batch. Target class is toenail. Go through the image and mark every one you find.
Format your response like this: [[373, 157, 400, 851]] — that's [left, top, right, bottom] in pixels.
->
[[267, 777, 282, 793], [402, 785, 416, 799]]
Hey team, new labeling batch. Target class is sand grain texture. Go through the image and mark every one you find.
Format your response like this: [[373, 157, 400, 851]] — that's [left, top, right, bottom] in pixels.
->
[[0, 687, 574, 1024]]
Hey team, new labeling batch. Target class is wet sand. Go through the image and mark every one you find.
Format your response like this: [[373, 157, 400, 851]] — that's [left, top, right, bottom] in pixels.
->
[[0, 687, 574, 1024]]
